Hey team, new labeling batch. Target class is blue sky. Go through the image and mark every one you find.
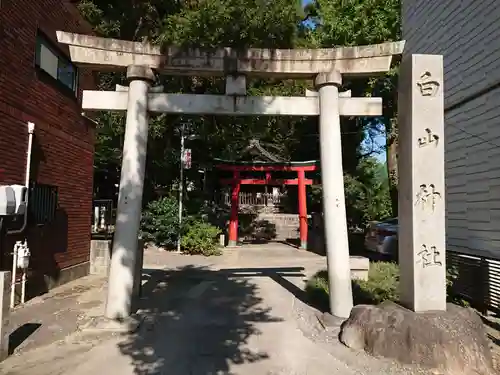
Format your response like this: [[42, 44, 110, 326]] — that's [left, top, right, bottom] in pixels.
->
[[362, 127, 387, 163]]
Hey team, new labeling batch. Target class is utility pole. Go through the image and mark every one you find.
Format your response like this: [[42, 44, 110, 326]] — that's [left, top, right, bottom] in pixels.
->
[[177, 123, 185, 253]]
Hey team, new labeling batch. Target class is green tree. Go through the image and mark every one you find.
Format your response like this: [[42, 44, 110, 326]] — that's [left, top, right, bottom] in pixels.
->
[[79, 0, 400, 225], [305, 0, 401, 215], [79, 0, 313, 204]]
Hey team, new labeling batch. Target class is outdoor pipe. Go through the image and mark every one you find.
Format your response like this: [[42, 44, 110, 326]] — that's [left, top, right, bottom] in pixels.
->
[[10, 242, 18, 308], [7, 121, 34, 235], [8, 122, 34, 308], [21, 267, 27, 304]]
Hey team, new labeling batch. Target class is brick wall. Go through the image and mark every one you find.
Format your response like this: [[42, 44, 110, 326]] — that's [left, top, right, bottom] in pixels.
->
[[0, 0, 96, 287]]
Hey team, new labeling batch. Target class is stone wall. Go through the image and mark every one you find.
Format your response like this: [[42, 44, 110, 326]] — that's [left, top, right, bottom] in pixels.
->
[[239, 213, 305, 241], [90, 240, 112, 276], [308, 213, 326, 254], [257, 213, 303, 240], [90, 239, 144, 297]]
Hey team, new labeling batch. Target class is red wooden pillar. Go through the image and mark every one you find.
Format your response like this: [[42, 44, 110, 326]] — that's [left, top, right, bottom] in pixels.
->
[[297, 169, 308, 249], [228, 170, 240, 247]]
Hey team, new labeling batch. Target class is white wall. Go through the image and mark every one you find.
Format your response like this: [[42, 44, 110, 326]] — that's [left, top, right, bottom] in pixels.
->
[[402, 0, 500, 257]]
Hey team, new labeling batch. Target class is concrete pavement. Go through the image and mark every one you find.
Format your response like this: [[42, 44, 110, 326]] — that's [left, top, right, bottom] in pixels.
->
[[0, 243, 429, 375]]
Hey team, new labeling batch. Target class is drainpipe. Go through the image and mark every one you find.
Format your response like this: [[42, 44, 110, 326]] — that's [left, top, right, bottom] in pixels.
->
[[8, 121, 34, 235], [8, 122, 34, 308], [10, 241, 19, 308]]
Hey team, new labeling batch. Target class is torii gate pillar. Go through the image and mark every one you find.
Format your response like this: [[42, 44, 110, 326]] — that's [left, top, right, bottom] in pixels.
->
[[315, 71, 353, 319], [105, 65, 155, 320], [54, 31, 404, 324]]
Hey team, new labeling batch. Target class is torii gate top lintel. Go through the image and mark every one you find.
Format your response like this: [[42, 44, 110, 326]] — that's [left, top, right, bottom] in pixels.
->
[[56, 31, 405, 78], [78, 27, 410, 320]]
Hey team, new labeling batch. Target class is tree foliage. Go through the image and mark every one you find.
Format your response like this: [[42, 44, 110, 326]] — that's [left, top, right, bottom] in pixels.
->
[[79, 0, 399, 225], [309, 157, 391, 229], [305, 0, 401, 215], [344, 157, 392, 228], [140, 195, 181, 249], [305, 0, 400, 46]]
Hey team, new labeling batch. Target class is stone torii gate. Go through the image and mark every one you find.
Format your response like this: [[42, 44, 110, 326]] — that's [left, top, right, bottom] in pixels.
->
[[57, 31, 406, 321]]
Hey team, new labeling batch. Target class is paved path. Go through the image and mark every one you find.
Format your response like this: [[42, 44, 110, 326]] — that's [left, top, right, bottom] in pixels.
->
[[0, 243, 426, 375], [5, 275, 107, 354]]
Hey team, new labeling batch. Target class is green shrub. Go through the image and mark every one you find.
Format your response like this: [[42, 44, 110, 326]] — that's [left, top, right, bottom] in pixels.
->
[[305, 261, 468, 309], [181, 220, 222, 256], [140, 196, 180, 249], [354, 262, 400, 304], [446, 265, 470, 307], [304, 270, 330, 311]]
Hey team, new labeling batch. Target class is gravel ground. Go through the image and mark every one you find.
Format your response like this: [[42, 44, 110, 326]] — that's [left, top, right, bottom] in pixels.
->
[[289, 285, 435, 375], [482, 316, 500, 372]]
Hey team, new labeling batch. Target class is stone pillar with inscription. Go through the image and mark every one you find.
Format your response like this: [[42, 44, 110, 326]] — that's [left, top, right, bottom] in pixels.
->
[[398, 54, 446, 312]]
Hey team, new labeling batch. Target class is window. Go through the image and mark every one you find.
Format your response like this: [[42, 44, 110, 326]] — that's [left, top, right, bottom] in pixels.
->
[[35, 33, 78, 94]]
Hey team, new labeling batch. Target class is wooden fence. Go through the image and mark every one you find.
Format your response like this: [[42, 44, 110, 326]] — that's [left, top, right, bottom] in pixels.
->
[[221, 192, 286, 207]]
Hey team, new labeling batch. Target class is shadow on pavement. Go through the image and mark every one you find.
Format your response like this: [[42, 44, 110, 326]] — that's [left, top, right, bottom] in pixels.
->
[[8, 323, 42, 355], [117, 265, 305, 375]]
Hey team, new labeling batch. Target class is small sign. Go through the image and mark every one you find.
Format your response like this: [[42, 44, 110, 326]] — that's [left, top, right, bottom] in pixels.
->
[[182, 149, 192, 169]]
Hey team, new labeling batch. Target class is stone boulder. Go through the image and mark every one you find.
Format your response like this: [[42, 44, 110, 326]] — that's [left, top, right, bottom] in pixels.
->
[[339, 302, 494, 375]]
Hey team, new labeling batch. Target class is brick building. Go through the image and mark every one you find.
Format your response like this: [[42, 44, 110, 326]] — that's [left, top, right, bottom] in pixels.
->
[[0, 0, 96, 296]]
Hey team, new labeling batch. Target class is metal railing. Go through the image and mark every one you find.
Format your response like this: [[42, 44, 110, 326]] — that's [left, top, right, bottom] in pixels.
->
[[29, 183, 58, 225], [91, 199, 115, 239], [447, 250, 500, 315]]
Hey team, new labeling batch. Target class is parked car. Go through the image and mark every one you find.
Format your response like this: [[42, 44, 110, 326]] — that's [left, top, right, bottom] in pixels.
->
[[364, 217, 398, 257]]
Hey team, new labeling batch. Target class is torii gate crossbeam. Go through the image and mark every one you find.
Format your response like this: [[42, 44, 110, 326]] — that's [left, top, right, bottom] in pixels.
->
[[82, 92, 382, 116], [56, 31, 405, 322]]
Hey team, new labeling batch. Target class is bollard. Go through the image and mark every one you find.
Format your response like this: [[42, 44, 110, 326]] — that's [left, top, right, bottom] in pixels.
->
[[0, 271, 11, 361]]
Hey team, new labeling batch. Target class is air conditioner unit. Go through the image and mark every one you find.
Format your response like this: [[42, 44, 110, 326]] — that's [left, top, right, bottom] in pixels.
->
[[0, 185, 27, 216]]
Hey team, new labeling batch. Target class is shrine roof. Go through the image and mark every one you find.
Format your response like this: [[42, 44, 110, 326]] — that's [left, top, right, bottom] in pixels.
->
[[213, 139, 319, 170], [214, 158, 318, 166], [213, 159, 319, 171]]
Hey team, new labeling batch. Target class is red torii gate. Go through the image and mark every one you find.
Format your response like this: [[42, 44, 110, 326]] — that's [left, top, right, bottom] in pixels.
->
[[215, 160, 319, 249]]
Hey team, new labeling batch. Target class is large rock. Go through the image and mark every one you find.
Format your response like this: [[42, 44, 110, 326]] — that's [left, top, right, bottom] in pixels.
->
[[339, 302, 494, 375]]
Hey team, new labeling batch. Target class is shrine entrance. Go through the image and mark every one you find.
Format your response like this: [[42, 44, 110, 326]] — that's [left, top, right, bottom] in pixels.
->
[[55, 30, 405, 319], [214, 139, 318, 249]]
